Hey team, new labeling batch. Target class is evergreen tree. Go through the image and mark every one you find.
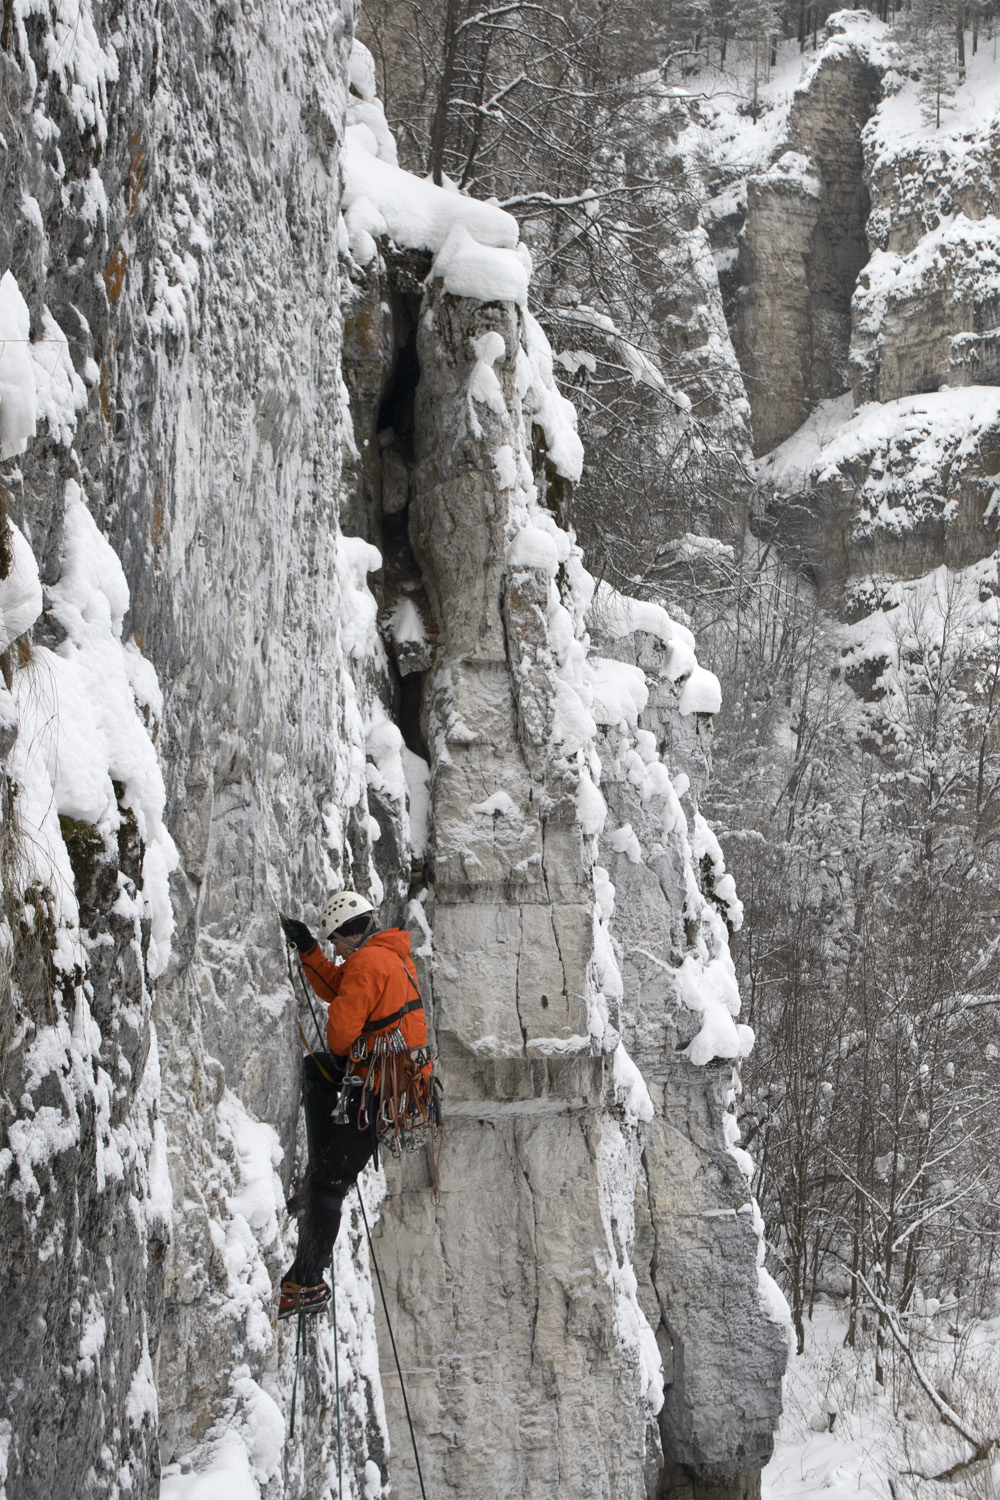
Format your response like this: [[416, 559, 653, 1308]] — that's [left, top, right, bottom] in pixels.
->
[[907, 0, 962, 125]]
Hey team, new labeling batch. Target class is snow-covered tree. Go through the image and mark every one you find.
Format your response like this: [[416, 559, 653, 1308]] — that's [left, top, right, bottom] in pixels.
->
[[702, 558, 1000, 1359]]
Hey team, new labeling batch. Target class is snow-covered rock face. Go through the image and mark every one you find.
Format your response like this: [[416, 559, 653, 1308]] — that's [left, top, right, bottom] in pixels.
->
[[851, 56, 1000, 406], [0, 9, 786, 1500], [758, 389, 1000, 592], [701, 15, 1000, 607], [340, 116, 787, 1487], [733, 22, 883, 455], [0, 0, 384, 1494], [0, 4, 171, 1495]]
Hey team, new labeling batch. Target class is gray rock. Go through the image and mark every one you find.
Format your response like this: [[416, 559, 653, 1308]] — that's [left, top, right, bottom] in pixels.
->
[[0, 7, 787, 1498], [734, 40, 882, 454]]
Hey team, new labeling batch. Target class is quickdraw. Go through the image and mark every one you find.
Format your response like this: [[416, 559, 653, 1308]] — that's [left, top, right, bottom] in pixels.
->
[[347, 958, 442, 1159], [351, 1027, 439, 1158]]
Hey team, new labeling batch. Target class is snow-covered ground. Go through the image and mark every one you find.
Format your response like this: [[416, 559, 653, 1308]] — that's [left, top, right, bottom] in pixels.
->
[[866, 24, 1000, 157], [678, 13, 893, 183], [765, 1304, 1000, 1499], [685, 8, 999, 168]]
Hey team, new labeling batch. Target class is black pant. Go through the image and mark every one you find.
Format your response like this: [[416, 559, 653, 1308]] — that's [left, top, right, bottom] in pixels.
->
[[289, 1052, 375, 1285]]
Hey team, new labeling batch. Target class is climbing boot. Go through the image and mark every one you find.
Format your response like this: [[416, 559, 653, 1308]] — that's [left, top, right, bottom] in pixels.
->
[[278, 1278, 332, 1320]]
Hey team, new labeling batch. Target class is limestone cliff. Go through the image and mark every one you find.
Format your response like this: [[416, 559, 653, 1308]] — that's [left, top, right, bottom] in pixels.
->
[[0, 0, 378, 1492], [0, 7, 788, 1500], [699, 11, 1000, 610], [731, 14, 884, 456]]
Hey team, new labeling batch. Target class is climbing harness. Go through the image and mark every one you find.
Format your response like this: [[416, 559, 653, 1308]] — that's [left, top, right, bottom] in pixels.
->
[[358, 1187, 429, 1500], [348, 960, 443, 1161], [352, 1028, 435, 1154]]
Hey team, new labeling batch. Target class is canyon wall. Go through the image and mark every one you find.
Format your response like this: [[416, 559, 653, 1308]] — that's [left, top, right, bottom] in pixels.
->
[[702, 11, 1000, 609], [0, 5, 790, 1499]]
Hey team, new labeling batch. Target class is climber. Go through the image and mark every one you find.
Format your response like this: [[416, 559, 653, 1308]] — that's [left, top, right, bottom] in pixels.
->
[[277, 891, 431, 1320]]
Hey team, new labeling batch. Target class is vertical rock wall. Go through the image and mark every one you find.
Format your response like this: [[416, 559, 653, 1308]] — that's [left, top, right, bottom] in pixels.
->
[[103, 1, 401, 1492], [0, 8, 789, 1498], [715, 14, 1000, 607], [0, 0, 397, 1494], [341, 224, 788, 1495], [0, 3, 168, 1493], [734, 20, 882, 455]]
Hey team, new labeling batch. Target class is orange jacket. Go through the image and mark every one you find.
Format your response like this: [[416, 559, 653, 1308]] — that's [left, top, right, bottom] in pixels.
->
[[301, 927, 427, 1060]]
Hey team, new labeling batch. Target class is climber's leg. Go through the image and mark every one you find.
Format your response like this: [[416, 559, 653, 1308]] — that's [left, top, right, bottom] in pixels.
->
[[279, 1065, 377, 1316], [285, 1052, 348, 1215], [288, 1186, 345, 1282]]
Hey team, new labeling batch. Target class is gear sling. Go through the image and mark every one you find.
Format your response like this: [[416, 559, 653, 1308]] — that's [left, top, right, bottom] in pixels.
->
[[345, 961, 438, 1159]]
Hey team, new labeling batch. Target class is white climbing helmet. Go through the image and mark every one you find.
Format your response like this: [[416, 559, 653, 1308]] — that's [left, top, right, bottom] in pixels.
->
[[320, 889, 376, 939]]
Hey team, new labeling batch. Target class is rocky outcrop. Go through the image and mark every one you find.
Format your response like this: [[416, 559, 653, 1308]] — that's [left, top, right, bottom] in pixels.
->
[[852, 217, 1000, 402], [851, 103, 1000, 404], [732, 20, 1000, 605], [340, 237, 788, 1496], [864, 112, 1000, 259], [697, 12, 1000, 617], [591, 633, 787, 1489], [757, 389, 1000, 601], [0, 790, 166, 1496], [0, 8, 788, 1500], [0, 7, 169, 1495], [733, 18, 883, 454]]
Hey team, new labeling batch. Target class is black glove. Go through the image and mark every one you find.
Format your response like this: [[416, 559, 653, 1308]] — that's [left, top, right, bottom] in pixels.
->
[[281, 914, 316, 953]]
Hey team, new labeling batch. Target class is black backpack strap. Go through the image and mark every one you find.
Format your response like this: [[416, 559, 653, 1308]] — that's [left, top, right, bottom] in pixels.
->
[[361, 997, 424, 1036], [360, 956, 423, 1037]]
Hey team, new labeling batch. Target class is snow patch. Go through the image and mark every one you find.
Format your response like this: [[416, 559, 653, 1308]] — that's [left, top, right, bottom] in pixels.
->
[[0, 271, 37, 458], [0, 523, 42, 649], [10, 484, 177, 971]]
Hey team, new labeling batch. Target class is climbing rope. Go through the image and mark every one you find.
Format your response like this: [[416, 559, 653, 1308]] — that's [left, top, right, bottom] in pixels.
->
[[358, 1188, 429, 1500], [282, 935, 329, 1056], [331, 1244, 343, 1498], [289, 1311, 306, 1439]]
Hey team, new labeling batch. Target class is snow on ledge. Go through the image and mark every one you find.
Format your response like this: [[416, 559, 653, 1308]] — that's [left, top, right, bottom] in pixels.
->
[[588, 581, 721, 713], [342, 41, 528, 306], [759, 388, 1000, 546]]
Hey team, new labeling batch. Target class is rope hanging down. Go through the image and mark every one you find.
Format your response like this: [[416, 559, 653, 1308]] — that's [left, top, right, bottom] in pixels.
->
[[332, 1245, 343, 1498], [282, 937, 328, 1052], [289, 1312, 306, 1439], [358, 1189, 428, 1500], [272, 892, 329, 1064]]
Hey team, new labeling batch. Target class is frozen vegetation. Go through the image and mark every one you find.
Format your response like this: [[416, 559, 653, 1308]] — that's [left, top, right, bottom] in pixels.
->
[[1, 0, 999, 1495], [0, 3, 786, 1496]]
